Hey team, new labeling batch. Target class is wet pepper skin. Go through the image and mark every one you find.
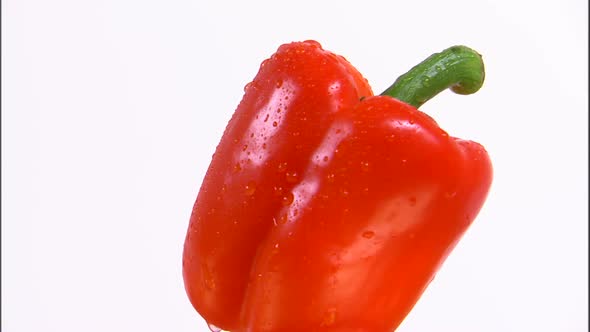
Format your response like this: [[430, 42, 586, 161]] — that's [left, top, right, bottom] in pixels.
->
[[183, 40, 492, 332]]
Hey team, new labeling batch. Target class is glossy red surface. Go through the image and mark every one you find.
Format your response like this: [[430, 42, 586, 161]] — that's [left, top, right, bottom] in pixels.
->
[[183, 41, 492, 332]]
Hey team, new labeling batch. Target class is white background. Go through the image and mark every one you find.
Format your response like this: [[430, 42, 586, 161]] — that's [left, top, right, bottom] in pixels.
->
[[2, 0, 587, 331]]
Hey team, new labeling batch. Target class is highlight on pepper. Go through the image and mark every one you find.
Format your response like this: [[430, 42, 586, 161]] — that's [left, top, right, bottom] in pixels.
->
[[183, 40, 492, 332]]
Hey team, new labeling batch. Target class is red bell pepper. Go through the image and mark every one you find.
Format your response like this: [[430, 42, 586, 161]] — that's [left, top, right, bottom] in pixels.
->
[[183, 40, 492, 332]]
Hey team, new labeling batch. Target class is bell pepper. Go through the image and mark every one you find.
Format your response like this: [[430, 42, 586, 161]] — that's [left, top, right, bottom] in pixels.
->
[[183, 40, 492, 332]]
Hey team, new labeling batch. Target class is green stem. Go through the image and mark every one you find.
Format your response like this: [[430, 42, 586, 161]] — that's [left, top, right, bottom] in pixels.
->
[[380, 45, 485, 108]]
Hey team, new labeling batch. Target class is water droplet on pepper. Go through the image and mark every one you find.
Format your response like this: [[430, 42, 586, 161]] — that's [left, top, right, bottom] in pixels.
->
[[281, 192, 294, 206], [326, 173, 335, 183], [277, 162, 287, 173], [285, 172, 299, 183], [245, 181, 257, 196], [360, 161, 370, 172]]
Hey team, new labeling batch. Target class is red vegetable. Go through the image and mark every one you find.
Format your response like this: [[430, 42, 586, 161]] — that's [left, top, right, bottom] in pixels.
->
[[183, 40, 492, 332]]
